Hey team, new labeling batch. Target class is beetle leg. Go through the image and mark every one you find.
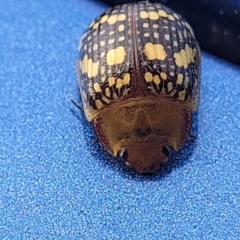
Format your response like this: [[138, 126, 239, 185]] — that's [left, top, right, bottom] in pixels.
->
[[70, 98, 83, 112], [189, 133, 196, 141]]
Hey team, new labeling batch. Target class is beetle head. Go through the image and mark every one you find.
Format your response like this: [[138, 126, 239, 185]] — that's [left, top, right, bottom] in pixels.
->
[[119, 145, 169, 173]]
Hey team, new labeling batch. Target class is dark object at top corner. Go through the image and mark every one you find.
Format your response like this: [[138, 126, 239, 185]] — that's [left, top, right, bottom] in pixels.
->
[[101, 0, 240, 66]]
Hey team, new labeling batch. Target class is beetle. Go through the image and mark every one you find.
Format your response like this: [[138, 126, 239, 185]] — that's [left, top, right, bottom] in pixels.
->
[[77, 1, 200, 173]]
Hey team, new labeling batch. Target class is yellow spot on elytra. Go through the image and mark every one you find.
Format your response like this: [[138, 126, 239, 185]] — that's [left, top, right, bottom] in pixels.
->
[[177, 74, 184, 84], [144, 72, 153, 82], [81, 55, 99, 78], [105, 88, 111, 97], [101, 95, 110, 104], [101, 77, 106, 82], [174, 44, 195, 69], [116, 78, 123, 89], [100, 52, 105, 58], [81, 55, 88, 73], [173, 41, 178, 47], [109, 31, 114, 36], [108, 77, 116, 87], [118, 14, 126, 21], [144, 32, 150, 37], [108, 39, 115, 44], [164, 34, 170, 41], [158, 10, 168, 17], [118, 25, 125, 32], [123, 73, 130, 85], [95, 99, 104, 109], [115, 74, 130, 89], [153, 24, 158, 28], [93, 44, 98, 51], [160, 72, 167, 80], [173, 13, 180, 19], [144, 42, 167, 61], [149, 11, 159, 20], [154, 32, 159, 38], [178, 90, 186, 100], [107, 15, 118, 25], [93, 21, 99, 29], [168, 15, 175, 21], [143, 23, 149, 28], [106, 46, 126, 66], [140, 11, 148, 19], [100, 15, 108, 23], [118, 36, 125, 42], [100, 41, 105, 47], [158, 10, 175, 20], [153, 75, 160, 85], [167, 82, 173, 92], [100, 30, 105, 35], [87, 58, 99, 78], [93, 82, 101, 92]]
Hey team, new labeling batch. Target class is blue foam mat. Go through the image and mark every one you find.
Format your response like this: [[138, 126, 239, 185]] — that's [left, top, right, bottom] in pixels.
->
[[0, 0, 239, 239]]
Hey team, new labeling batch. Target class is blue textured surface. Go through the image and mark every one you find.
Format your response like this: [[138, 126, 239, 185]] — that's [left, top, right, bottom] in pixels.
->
[[0, 0, 240, 239]]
